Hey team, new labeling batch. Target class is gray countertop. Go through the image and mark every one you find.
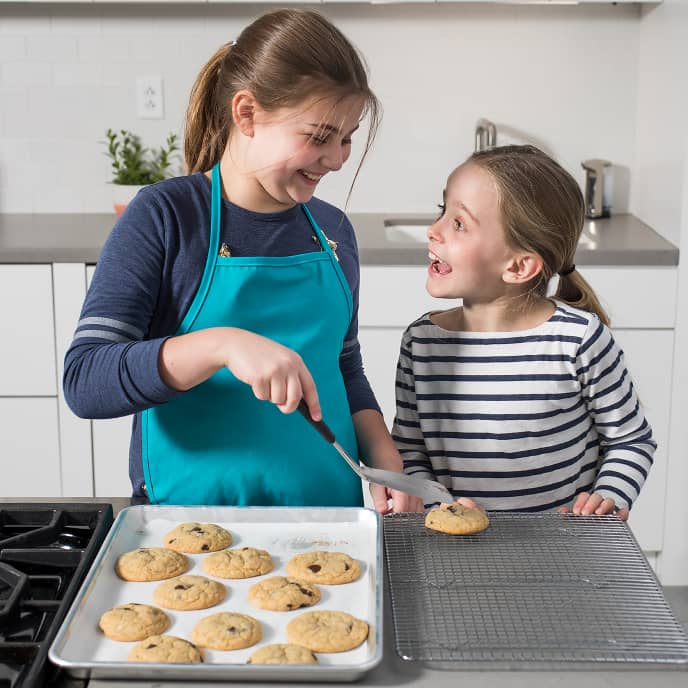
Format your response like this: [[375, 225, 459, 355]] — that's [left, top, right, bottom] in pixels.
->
[[0, 212, 679, 266], [6, 499, 687, 688]]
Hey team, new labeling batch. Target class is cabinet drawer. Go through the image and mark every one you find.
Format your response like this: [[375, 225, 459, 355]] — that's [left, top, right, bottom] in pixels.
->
[[582, 267, 677, 328], [0, 265, 57, 395]]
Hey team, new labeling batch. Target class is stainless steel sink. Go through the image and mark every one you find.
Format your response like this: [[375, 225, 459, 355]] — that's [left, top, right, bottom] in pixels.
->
[[383, 217, 598, 249], [383, 218, 430, 244]]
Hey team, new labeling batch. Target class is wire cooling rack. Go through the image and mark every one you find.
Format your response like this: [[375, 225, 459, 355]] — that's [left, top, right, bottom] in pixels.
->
[[383, 512, 688, 670]]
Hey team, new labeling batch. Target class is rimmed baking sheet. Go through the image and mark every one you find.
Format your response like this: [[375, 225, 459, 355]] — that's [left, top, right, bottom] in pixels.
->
[[49, 505, 381, 682]]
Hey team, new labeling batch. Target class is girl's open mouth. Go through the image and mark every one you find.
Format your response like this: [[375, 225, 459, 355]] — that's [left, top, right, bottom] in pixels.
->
[[299, 170, 323, 183], [429, 250, 452, 275]]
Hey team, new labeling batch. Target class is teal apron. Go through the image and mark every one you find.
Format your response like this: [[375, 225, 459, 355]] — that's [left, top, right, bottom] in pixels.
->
[[141, 163, 363, 506]]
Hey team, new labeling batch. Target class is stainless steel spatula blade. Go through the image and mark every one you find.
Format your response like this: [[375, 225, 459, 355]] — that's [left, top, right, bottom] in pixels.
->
[[297, 401, 454, 505]]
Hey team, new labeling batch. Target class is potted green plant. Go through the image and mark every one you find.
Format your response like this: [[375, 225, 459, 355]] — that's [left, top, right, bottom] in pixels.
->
[[103, 129, 179, 215]]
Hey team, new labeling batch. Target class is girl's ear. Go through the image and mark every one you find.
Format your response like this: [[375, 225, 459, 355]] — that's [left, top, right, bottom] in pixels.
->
[[502, 252, 544, 285], [231, 90, 258, 137]]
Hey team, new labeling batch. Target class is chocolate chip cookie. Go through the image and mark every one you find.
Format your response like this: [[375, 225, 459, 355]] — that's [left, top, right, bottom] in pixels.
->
[[152, 574, 226, 611], [128, 635, 203, 663], [115, 547, 189, 582], [192, 612, 262, 650], [286, 610, 369, 653], [248, 643, 318, 665], [286, 551, 360, 585], [202, 547, 274, 579], [248, 576, 321, 611], [99, 602, 170, 641], [163, 522, 232, 553], [424, 502, 490, 535]]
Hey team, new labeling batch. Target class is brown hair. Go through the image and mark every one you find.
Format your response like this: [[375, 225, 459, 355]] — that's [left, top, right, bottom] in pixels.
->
[[184, 9, 380, 180], [470, 144, 610, 326]]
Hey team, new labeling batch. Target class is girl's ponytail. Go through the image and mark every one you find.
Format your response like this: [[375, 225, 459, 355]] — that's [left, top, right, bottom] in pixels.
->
[[555, 269, 610, 327], [184, 43, 232, 174]]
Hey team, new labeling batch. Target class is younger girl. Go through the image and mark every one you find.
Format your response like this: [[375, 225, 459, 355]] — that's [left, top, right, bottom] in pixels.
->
[[392, 145, 655, 519], [64, 9, 420, 512]]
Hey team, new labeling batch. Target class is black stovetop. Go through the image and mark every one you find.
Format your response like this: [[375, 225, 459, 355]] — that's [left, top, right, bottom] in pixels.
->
[[0, 503, 113, 688]]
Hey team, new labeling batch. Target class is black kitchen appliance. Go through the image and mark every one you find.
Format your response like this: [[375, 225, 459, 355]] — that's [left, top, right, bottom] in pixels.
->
[[0, 503, 113, 688]]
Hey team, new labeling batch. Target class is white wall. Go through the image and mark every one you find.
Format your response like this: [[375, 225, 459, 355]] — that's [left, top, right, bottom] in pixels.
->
[[0, 3, 641, 216], [633, 0, 688, 585]]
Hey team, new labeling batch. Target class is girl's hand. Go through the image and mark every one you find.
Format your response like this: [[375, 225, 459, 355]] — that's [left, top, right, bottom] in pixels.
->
[[556, 491, 630, 521], [369, 484, 425, 514], [221, 328, 321, 419], [452, 496, 487, 514]]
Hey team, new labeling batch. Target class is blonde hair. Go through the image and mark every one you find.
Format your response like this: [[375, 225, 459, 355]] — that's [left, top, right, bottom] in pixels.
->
[[184, 9, 380, 179], [470, 145, 610, 326]]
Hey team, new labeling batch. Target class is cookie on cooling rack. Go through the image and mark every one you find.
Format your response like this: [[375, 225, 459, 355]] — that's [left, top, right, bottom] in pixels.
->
[[425, 502, 490, 535]]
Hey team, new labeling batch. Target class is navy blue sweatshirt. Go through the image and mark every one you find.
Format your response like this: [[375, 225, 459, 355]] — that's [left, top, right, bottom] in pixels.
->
[[63, 173, 379, 499]]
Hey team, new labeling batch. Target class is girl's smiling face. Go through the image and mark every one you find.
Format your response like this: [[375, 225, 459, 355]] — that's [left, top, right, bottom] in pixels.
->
[[237, 93, 364, 211], [427, 162, 517, 303]]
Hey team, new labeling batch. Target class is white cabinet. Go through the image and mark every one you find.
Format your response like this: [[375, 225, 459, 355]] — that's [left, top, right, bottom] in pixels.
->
[[613, 330, 672, 551], [92, 416, 133, 498], [0, 265, 56, 396], [358, 265, 677, 554], [85, 265, 134, 498], [0, 398, 61, 497], [0, 265, 61, 497]]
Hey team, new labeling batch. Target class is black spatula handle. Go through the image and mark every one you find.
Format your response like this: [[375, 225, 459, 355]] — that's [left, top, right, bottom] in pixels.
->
[[297, 400, 335, 444]]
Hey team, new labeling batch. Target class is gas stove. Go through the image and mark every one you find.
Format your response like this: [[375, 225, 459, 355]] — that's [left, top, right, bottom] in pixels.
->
[[0, 503, 113, 688]]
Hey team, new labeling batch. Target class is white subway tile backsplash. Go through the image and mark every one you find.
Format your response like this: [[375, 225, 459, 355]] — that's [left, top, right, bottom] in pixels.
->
[[0, 3, 643, 213], [50, 8, 102, 36], [26, 35, 78, 63], [0, 36, 26, 62], [0, 137, 35, 212], [78, 35, 131, 63], [1, 60, 52, 88], [54, 62, 103, 88], [0, 88, 29, 138], [27, 86, 105, 140]]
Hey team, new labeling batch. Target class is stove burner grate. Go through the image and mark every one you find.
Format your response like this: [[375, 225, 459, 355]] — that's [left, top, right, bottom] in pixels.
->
[[0, 503, 113, 688]]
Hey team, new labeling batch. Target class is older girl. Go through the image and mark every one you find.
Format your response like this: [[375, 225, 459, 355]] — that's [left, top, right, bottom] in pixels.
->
[[65, 9, 420, 512]]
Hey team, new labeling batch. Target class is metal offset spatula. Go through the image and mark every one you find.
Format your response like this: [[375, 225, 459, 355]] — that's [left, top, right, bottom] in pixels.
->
[[297, 400, 454, 504]]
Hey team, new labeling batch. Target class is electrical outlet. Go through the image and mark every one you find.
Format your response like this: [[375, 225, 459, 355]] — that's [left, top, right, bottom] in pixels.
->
[[136, 75, 164, 119]]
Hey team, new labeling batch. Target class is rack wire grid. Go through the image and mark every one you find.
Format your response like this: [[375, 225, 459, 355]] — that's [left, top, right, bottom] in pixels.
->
[[383, 512, 688, 670]]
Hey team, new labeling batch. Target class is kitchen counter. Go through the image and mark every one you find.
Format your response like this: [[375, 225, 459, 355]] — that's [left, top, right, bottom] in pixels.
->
[[87, 590, 688, 688], [0, 212, 679, 266], [6, 499, 687, 687]]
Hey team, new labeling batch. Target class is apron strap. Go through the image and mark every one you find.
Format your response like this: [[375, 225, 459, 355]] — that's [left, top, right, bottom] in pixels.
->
[[301, 203, 353, 324], [178, 163, 223, 333]]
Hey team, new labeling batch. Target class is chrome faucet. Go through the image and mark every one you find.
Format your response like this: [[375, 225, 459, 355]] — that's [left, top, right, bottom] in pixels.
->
[[475, 118, 497, 152], [581, 158, 611, 219]]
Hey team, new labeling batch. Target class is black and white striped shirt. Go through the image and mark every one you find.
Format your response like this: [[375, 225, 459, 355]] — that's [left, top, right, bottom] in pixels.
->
[[392, 303, 656, 511]]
